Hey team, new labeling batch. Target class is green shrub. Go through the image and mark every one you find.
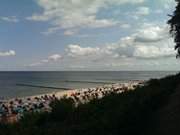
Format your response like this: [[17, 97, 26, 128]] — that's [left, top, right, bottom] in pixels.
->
[[49, 97, 75, 122]]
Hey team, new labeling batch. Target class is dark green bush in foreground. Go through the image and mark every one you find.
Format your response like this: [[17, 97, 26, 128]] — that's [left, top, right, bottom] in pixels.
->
[[0, 73, 180, 135]]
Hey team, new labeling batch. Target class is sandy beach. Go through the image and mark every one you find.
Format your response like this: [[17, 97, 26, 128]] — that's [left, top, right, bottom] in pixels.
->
[[0, 80, 144, 123]]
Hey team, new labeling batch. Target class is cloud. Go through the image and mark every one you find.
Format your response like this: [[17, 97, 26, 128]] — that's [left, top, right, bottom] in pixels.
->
[[120, 23, 131, 29], [0, 50, 16, 57], [27, 0, 145, 35], [28, 24, 176, 70], [105, 24, 175, 59], [64, 24, 175, 60], [130, 6, 150, 20], [160, 0, 176, 9], [133, 45, 174, 59], [64, 29, 78, 36], [135, 6, 150, 16], [41, 54, 62, 63], [134, 24, 169, 43], [29, 62, 42, 67], [48, 54, 62, 61], [41, 27, 61, 35], [0, 16, 19, 23], [66, 44, 100, 57], [29, 54, 62, 67], [154, 9, 163, 14]]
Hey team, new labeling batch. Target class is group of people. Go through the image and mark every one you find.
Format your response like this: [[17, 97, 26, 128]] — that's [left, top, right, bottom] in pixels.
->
[[69, 81, 142, 104], [0, 81, 143, 123], [0, 94, 57, 123]]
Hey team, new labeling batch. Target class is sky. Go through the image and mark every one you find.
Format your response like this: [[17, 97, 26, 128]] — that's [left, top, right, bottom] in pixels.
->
[[0, 0, 179, 71]]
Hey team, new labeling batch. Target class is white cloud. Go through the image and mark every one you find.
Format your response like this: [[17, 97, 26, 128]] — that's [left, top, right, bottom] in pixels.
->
[[41, 59, 49, 63], [135, 6, 150, 16], [29, 62, 42, 67], [27, 0, 145, 35], [120, 23, 131, 29], [64, 29, 78, 36], [29, 54, 62, 67], [41, 27, 61, 35], [28, 22, 176, 70], [131, 6, 150, 20], [134, 24, 169, 42], [162, 0, 176, 9], [64, 24, 175, 60], [0, 50, 16, 57], [66, 44, 100, 57], [48, 54, 62, 61], [133, 44, 174, 59], [154, 9, 163, 14], [106, 24, 175, 59], [0, 16, 19, 23]]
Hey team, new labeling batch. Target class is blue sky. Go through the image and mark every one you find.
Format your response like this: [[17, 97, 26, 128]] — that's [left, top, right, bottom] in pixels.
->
[[0, 0, 179, 71]]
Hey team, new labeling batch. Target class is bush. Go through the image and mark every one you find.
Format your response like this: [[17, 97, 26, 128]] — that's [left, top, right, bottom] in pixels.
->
[[49, 97, 75, 122]]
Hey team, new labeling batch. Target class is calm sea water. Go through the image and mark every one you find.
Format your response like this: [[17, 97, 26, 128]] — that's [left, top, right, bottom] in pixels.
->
[[0, 71, 178, 99]]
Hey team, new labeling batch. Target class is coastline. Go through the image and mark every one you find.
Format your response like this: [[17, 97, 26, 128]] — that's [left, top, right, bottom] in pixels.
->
[[1, 80, 144, 101], [13, 80, 144, 101], [0, 80, 144, 123]]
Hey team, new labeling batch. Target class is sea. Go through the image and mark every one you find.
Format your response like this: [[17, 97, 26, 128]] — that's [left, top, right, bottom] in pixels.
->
[[0, 71, 178, 99]]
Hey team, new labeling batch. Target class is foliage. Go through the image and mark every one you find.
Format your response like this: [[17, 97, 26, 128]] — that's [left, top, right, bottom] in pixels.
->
[[49, 96, 75, 122], [168, 0, 180, 57]]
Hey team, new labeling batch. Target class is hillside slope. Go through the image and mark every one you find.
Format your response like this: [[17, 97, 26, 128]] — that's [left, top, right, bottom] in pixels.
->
[[148, 83, 180, 135]]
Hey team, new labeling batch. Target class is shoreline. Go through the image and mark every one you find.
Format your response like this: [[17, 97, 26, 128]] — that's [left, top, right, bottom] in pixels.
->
[[1, 80, 144, 101], [14, 80, 144, 100], [0, 80, 145, 123]]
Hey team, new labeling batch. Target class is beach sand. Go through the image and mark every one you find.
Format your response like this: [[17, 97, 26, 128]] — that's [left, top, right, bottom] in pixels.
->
[[0, 80, 144, 123], [27, 80, 144, 100]]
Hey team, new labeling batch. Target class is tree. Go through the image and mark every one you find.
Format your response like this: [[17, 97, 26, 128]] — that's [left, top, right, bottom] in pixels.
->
[[168, 0, 180, 58]]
